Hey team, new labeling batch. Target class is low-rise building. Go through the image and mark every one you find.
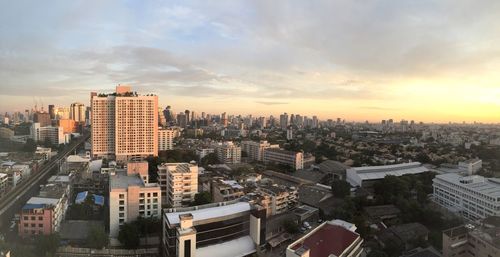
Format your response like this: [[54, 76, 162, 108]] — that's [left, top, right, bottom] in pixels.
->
[[433, 174, 500, 220], [286, 219, 363, 257], [211, 179, 244, 203], [195, 148, 214, 161], [442, 217, 500, 257], [257, 185, 298, 217], [263, 148, 304, 170], [213, 142, 241, 164], [346, 162, 429, 188], [162, 200, 266, 257], [109, 170, 161, 238], [157, 163, 198, 207], [458, 159, 482, 175]]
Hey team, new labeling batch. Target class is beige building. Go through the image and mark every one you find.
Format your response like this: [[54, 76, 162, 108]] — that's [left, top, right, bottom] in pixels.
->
[[159, 128, 175, 151], [264, 148, 304, 170], [241, 140, 279, 162], [70, 102, 86, 123], [158, 163, 198, 207], [91, 85, 158, 162], [213, 142, 241, 164], [258, 185, 298, 217], [442, 217, 499, 257], [109, 169, 161, 238], [211, 179, 244, 203]]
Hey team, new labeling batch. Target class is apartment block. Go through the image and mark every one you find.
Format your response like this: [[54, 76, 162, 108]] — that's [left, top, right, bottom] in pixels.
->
[[241, 140, 279, 162], [213, 142, 241, 164], [31, 123, 65, 145], [264, 148, 304, 170], [433, 174, 500, 220], [70, 102, 86, 123], [109, 170, 161, 238], [157, 163, 198, 207], [91, 85, 158, 162], [159, 128, 175, 151], [195, 148, 214, 161], [211, 179, 244, 203], [257, 185, 298, 217]]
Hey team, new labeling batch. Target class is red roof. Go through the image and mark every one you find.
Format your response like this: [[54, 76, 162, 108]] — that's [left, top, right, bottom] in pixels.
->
[[291, 223, 359, 257]]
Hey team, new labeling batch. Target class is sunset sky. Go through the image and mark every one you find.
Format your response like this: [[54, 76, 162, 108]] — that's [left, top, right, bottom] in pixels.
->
[[1, 0, 500, 123]]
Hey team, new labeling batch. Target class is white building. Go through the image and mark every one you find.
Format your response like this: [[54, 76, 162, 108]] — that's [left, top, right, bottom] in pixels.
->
[[213, 142, 241, 164], [263, 148, 304, 170], [159, 128, 175, 151], [458, 159, 482, 175], [196, 148, 215, 161], [109, 170, 161, 238], [241, 140, 278, 162], [346, 162, 429, 187], [31, 123, 66, 145], [432, 174, 500, 221], [158, 163, 198, 207]]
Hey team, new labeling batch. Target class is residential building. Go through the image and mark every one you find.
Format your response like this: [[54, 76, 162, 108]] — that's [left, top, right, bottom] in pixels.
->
[[280, 113, 289, 129], [458, 159, 482, 175], [159, 128, 175, 151], [213, 142, 241, 164], [241, 140, 278, 162], [109, 170, 161, 238], [432, 174, 500, 220], [257, 185, 298, 217], [263, 148, 304, 170], [91, 85, 158, 162], [195, 148, 214, 161], [70, 102, 85, 123], [442, 216, 500, 257], [162, 200, 267, 257], [346, 162, 429, 188], [286, 219, 363, 257], [211, 179, 244, 203], [31, 123, 65, 145], [157, 163, 198, 207], [33, 112, 51, 127]]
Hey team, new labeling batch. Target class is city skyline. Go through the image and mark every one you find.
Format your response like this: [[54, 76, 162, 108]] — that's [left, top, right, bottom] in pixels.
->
[[1, 1, 500, 123]]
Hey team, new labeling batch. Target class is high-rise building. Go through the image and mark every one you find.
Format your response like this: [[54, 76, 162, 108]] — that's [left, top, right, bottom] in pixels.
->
[[213, 142, 241, 164], [48, 105, 55, 120], [31, 123, 65, 145], [70, 102, 85, 123], [91, 85, 158, 162], [221, 112, 228, 127], [159, 128, 174, 151], [33, 112, 51, 127], [280, 113, 289, 129], [157, 163, 198, 207], [177, 113, 187, 128], [54, 107, 70, 120]]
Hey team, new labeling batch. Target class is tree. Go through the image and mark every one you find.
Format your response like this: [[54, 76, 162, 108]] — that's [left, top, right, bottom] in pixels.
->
[[23, 138, 37, 152], [200, 153, 220, 166], [192, 192, 212, 206], [367, 250, 388, 257], [87, 226, 109, 249], [118, 222, 140, 249], [34, 233, 60, 257], [283, 219, 299, 234], [331, 180, 351, 198]]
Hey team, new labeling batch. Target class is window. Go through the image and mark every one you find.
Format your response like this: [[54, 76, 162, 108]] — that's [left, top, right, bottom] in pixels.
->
[[31, 216, 36, 220], [23, 216, 28, 220], [119, 200, 125, 205], [38, 216, 43, 221], [139, 193, 145, 198], [119, 194, 124, 199], [24, 223, 28, 227], [119, 213, 124, 218], [38, 224, 43, 228], [153, 192, 158, 197], [119, 206, 124, 211]]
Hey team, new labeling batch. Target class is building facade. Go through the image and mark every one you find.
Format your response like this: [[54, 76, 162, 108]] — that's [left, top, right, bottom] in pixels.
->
[[31, 123, 65, 145], [211, 179, 244, 203], [158, 128, 174, 151], [213, 142, 241, 164], [263, 148, 304, 170], [241, 140, 278, 162], [91, 85, 158, 162], [70, 102, 86, 123], [433, 174, 500, 220], [158, 163, 198, 207]]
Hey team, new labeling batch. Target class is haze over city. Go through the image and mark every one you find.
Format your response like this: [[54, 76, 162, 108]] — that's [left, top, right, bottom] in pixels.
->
[[1, 1, 500, 123]]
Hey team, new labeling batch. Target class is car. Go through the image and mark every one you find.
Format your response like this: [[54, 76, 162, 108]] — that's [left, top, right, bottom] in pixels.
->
[[299, 227, 307, 233], [303, 222, 311, 229]]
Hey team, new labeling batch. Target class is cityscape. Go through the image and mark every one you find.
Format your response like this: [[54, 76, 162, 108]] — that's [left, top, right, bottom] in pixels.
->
[[1, 2, 500, 257]]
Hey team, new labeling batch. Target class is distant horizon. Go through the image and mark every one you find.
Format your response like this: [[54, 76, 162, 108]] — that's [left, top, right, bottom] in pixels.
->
[[1, 1, 500, 123]]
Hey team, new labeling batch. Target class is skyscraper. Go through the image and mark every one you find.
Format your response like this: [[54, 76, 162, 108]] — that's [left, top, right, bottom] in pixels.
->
[[91, 85, 158, 162], [48, 105, 55, 120], [70, 102, 85, 123], [279, 112, 289, 129]]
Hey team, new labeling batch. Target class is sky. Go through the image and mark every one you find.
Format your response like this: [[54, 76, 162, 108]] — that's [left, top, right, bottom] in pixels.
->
[[1, 0, 500, 123]]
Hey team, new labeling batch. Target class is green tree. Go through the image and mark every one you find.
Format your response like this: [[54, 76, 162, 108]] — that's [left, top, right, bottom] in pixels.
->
[[118, 222, 140, 249], [331, 180, 351, 198], [87, 226, 109, 249], [367, 250, 388, 257], [200, 153, 220, 166], [34, 233, 60, 257], [23, 138, 37, 152], [192, 192, 212, 206]]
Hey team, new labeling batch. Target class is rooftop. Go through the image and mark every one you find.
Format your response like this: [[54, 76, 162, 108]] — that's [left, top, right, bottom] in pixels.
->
[[347, 162, 428, 184], [196, 235, 255, 257], [110, 170, 145, 189], [164, 201, 251, 226], [434, 173, 500, 198], [289, 223, 360, 257], [27, 197, 59, 206]]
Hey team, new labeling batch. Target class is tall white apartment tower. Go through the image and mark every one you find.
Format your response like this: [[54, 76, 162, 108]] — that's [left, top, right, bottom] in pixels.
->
[[91, 85, 158, 162]]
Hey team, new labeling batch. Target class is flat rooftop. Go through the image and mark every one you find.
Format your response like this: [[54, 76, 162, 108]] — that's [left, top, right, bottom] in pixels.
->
[[164, 201, 251, 226], [348, 162, 428, 182], [196, 235, 255, 257], [290, 223, 360, 257], [434, 173, 500, 198], [110, 170, 144, 189]]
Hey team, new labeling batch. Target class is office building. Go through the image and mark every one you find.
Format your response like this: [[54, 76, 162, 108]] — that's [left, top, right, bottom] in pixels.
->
[[280, 113, 289, 129], [432, 174, 500, 220], [263, 148, 304, 170], [442, 216, 499, 257], [48, 105, 55, 119], [158, 163, 198, 207], [162, 200, 266, 257], [286, 219, 363, 257], [241, 140, 279, 162], [91, 85, 158, 162], [31, 123, 65, 145], [346, 162, 429, 188], [70, 102, 85, 123], [33, 112, 51, 127], [54, 107, 70, 120], [213, 142, 241, 164], [159, 128, 175, 151], [109, 169, 161, 238]]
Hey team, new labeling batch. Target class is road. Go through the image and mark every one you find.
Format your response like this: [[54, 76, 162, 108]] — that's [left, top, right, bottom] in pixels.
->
[[0, 133, 89, 228]]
